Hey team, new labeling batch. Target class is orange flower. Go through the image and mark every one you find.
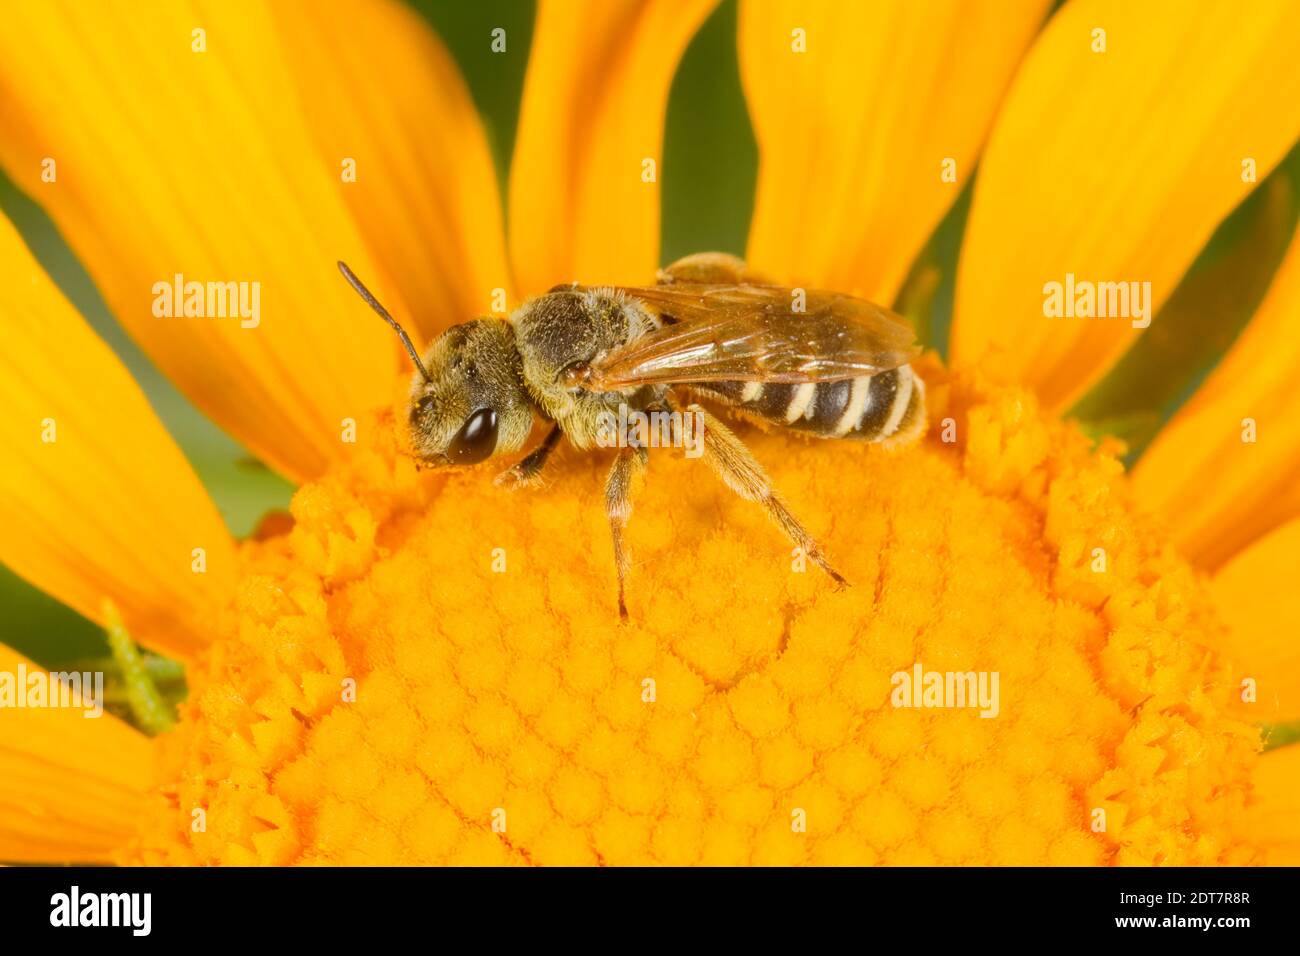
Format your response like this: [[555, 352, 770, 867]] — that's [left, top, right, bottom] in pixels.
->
[[118, 365, 1259, 865], [1, 0, 1298, 865]]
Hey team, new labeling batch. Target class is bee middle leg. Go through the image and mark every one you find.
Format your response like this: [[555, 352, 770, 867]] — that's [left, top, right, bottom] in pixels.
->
[[686, 402, 847, 587], [605, 444, 648, 620]]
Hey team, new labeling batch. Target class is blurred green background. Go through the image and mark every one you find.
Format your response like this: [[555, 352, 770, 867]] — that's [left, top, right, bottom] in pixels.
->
[[2, 0, 1298, 677]]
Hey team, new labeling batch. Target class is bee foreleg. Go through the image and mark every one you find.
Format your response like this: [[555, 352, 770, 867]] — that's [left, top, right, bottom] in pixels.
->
[[605, 444, 648, 620], [688, 403, 847, 587], [495, 423, 563, 489]]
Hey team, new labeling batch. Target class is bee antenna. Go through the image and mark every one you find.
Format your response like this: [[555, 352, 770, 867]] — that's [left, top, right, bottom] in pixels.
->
[[336, 260, 431, 381]]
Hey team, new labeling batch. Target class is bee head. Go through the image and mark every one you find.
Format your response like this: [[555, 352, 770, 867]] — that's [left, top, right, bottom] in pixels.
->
[[406, 319, 533, 466], [337, 262, 533, 467]]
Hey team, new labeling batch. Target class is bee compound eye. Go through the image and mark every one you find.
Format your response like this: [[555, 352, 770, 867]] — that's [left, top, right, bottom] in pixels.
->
[[447, 407, 499, 464]]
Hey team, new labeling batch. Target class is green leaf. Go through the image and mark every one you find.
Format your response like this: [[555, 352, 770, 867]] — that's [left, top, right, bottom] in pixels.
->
[[893, 175, 975, 356], [661, 0, 757, 264], [1262, 720, 1300, 753], [1069, 136, 1300, 466]]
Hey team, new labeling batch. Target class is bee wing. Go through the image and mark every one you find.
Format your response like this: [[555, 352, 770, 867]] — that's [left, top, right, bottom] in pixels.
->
[[582, 284, 920, 390]]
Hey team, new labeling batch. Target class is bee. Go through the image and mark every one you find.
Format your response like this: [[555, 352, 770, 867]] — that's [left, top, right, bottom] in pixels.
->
[[338, 252, 926, 618]]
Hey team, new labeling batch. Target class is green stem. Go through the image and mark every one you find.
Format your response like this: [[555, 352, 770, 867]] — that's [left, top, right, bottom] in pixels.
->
[[102, 602, 175, 734]]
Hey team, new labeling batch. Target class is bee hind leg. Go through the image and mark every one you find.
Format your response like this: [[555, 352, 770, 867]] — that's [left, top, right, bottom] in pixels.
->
[[656, 252, 767, 286], [687, 402, 847, 587], [605, 444, 648, 620]]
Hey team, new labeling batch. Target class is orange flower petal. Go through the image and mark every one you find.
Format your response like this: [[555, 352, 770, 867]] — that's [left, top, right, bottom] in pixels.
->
[[0, 645, 151, 863], [0, 213, 235, 659], [0, 0, 401, 482], [1235, 745, 1300, 865], [1208, 516, 1300, 724], [1133, 226, 1300, 569], [508, 0, 719, 294], [740, 0, 1050, 298], [272, 0, 512, 338], [952, 0, 1300, 409]]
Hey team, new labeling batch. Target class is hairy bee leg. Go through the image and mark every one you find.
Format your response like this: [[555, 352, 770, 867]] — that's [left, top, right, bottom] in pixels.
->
[[605, 444, 648, 620], [688, 403, 847, 587], [494, 424, 563, 488], [656, 251, 768, 285]]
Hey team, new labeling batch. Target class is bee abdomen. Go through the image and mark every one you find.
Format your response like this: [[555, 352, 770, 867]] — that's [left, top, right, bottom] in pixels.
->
[[696, 365, 925, 444]]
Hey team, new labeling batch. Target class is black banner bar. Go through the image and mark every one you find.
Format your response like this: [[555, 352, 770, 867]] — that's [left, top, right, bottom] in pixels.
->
[[0, 866, 1291, 943]]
